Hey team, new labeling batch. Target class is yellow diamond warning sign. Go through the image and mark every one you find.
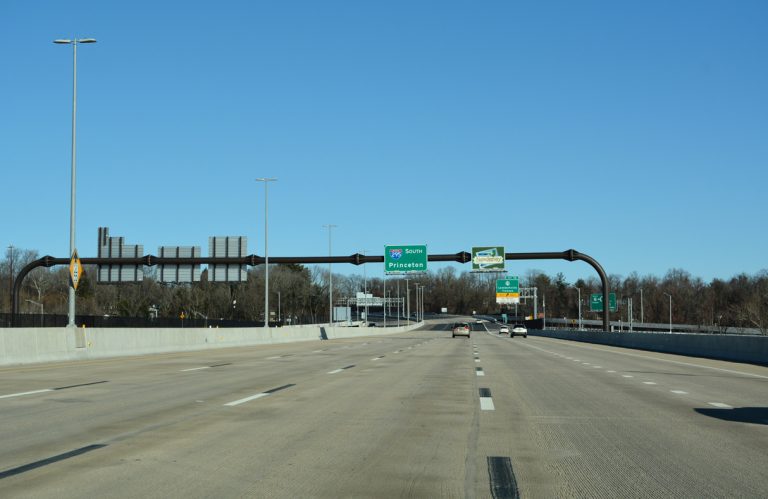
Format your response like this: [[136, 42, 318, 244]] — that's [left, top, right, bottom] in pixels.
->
[[69, 250, 83, 290]]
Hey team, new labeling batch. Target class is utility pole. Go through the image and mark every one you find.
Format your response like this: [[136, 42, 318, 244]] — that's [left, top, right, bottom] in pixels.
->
[[323, 224, 337, 325], [7, 245, 14, 316]]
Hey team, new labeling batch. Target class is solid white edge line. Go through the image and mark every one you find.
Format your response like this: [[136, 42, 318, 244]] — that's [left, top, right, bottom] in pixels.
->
[[480, 397, 495, 410], [225, 392, 269, 407], [0, 389, 54, 399]]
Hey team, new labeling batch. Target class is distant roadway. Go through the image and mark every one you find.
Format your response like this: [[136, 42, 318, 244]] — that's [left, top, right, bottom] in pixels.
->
[[0, 319, 766, 498]]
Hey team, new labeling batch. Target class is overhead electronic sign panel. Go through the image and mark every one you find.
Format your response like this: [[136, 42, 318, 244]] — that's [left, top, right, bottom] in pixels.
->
[[208, 236, 247, 282], [472, 246, 505, 272], [158, 246, 202, 283], [97, 227, 144, 283], [384, 245, 427, 275]]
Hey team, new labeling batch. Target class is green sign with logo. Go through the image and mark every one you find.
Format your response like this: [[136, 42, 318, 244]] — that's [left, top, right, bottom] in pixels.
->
[[590, 293, 617, 312], [471, 246, 505, 272], [496, 276, 519, 304], [384, 245, 427, 275]]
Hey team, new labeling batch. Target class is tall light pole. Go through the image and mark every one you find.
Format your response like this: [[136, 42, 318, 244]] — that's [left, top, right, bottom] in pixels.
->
[[361, 249, 369, 322], [663, 292, 672, 333], [54, 37, 96, 328], [7, 245, 14, 315], [277, 291, 281, 323], [323, 224, 337, 325], [405, 278, 410, 326], [256, 178, 277, 327], [574, 286, 582, 330], [640, 288, 644, 325]]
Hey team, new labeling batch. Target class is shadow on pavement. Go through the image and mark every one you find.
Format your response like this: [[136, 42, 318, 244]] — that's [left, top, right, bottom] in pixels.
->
[[695, 406, 768, 425]]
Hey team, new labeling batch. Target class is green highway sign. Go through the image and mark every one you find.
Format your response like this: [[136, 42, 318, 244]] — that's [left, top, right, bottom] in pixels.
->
[[471, 246, 505, 272], [496, 276, 520, 304], [384, 245, 427, 275], [590, 292, 617, 312]]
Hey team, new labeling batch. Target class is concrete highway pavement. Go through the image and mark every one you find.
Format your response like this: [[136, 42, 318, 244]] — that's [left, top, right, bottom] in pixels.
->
[[0, 319, 766, 498]]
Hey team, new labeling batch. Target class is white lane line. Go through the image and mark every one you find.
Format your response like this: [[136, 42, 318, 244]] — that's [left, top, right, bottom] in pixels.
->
[[225, 393, 269, 406], [671, 390, 688, 395], [475, 359, 481, 362], [372, 356, 384, 361], [312, 350, 325, 353], [476, 371, 485, 377], [708, 402, 732, 408], [592, 366, 602, 369], [643, 382, 657, 385], [0, 389, 53, 400], [622, 375, 634, 378], [480, 398, 495, 410], [266, 356, 282, 360], [582, 363, 591, 365], [180, 366, 210, 372], [328, 369, 343, 374], [607, 370, 616, 373]]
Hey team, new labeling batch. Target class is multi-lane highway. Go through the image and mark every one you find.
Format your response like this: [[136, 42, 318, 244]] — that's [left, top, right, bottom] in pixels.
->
[[1, 319, 766, 498]]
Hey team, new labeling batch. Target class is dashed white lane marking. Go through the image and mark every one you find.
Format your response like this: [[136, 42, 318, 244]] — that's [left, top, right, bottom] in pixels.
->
[[0, 389, 53, 400], [328, 369, 343, 374], [622, 375, 634, 378], [372, 356, 384, 361], [476, 370, 485, 377], [266, 356, 282, 360], [180, 366, 210, 372], [671, 390, 688, 395], [225, 393, 269, 406], [607, 370, 616, 373], [592, 366, 602, 369], [708, 402, 732, 408], [643, 382, 657, 385], [224, 384, 295, 407], [475, 359, 481, 362], [582, 363, 591, 365], [479, 389, 495, 410], [312, 350, 325, 353]]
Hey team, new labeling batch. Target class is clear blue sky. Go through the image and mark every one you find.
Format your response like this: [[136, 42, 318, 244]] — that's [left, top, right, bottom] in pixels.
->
[[2, 1, 766, 284]]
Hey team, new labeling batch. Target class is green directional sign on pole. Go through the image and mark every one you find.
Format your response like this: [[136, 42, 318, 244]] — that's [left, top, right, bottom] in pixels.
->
[[496, 276, 519, 304], [384, 245, 427, 275], [590, 293, 617, 312], [471, 246, 505, 272]]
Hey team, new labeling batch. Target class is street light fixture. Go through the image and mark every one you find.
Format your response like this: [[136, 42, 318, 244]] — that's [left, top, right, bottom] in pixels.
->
[[323, 224, 337, 325], [54, 37, 96, 328], [663, 292, 672, 333], [256, 178, 276, 327]]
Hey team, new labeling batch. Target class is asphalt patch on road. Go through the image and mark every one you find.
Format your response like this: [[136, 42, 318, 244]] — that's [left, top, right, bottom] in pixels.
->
[[487, 456, 519, 498]]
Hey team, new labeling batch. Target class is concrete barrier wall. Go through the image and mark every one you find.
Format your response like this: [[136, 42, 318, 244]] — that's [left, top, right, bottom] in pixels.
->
[[529, 329, 768, 365], [0, 323, 424, 367]]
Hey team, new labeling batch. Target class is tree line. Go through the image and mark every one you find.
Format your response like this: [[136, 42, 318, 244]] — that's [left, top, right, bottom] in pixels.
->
[[1, 248, 766, 333]]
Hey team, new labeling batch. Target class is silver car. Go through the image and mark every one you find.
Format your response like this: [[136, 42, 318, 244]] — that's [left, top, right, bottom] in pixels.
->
[[499, 325, 509, 334], [511, 324, 527, 338]]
